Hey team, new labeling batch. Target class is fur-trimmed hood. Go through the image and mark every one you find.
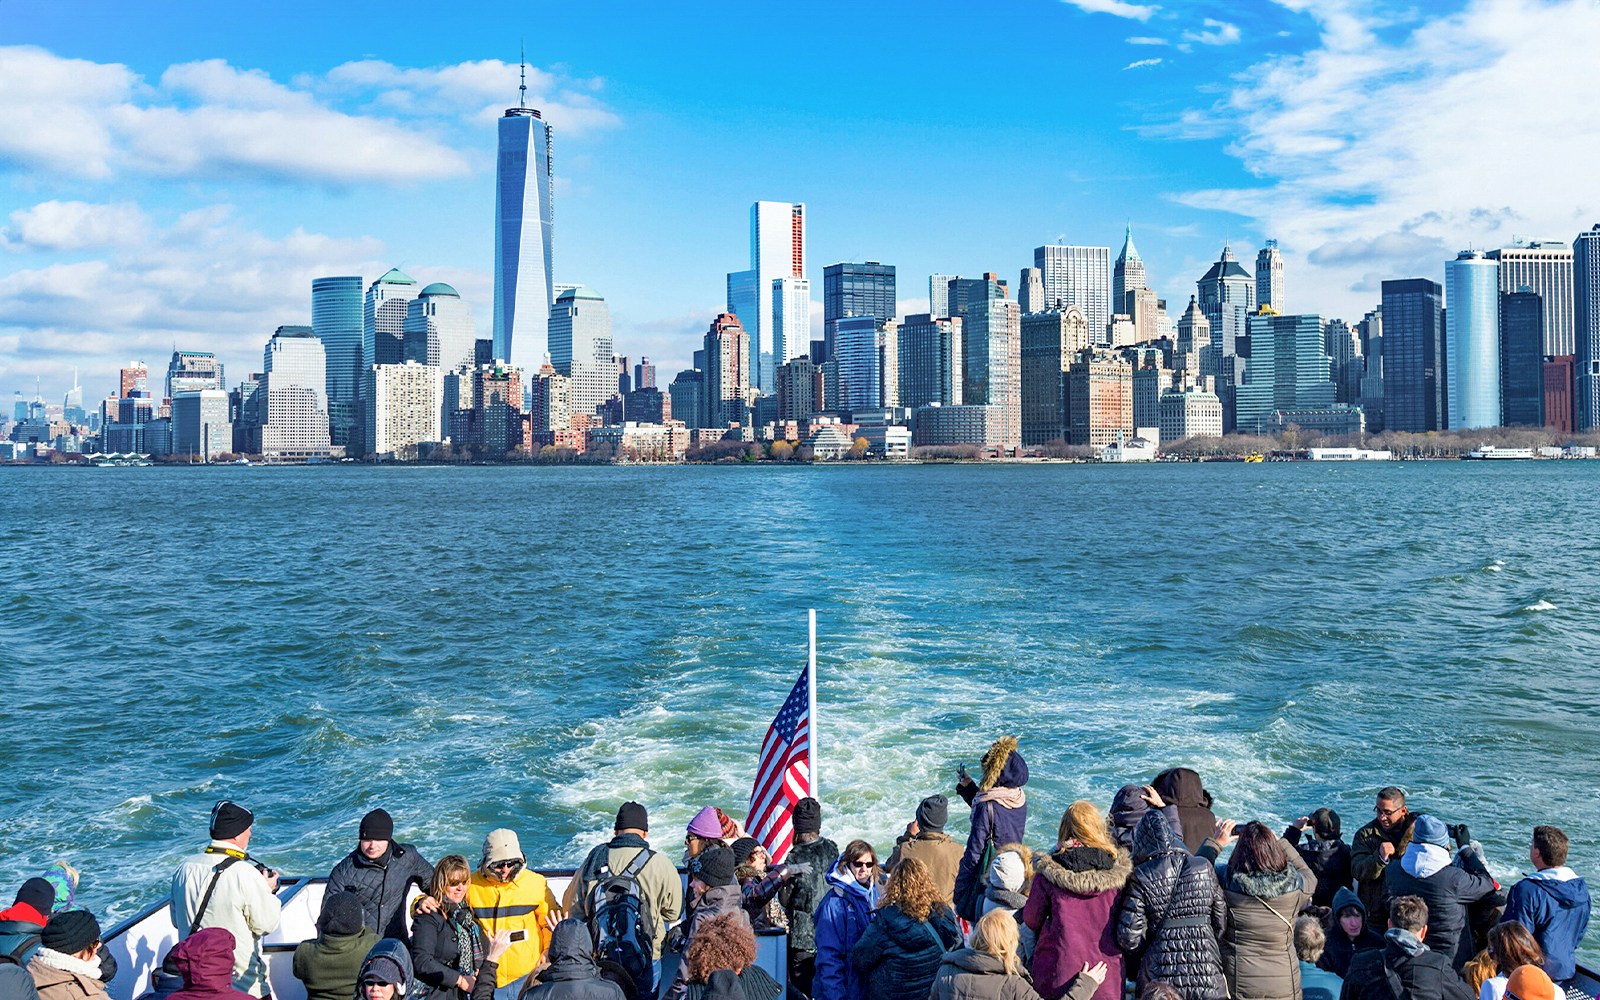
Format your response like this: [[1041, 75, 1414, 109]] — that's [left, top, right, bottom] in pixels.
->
[[1034, 846, 1132, 895], [978, 736, 1029, 791]]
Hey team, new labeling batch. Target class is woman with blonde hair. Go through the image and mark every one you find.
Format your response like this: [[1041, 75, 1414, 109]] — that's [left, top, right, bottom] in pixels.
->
[[410, 855, 486, 1000], [851, 857, 961, 1000], [1024, 801, 1130, 1000], [931, 910, 1107, 1000]]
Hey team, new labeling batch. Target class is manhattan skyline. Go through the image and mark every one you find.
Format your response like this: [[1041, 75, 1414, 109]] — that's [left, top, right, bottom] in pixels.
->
[[1, 0, 1597, 397]]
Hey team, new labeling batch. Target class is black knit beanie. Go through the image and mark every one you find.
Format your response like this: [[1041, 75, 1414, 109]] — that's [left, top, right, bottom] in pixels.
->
[[210, 801, 253, 840], [15, 877, 54, 915], [690, 846, 737, 887], [616, 801, 649, 832], [319, 891, 365, 937], [792, 797, 822, 836], [41, 909, 100, 954], [359, 809, 394, 841]]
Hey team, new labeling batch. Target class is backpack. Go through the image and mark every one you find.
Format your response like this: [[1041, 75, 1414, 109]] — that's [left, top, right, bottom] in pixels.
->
[[586, 847, 656, 1000]]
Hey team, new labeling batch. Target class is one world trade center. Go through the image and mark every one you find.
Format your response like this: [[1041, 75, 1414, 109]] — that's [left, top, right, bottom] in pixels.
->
[[493, 66, 555, 375]]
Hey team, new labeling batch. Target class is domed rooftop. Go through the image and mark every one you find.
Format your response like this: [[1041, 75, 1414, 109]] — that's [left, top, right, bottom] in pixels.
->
[[420, 282, 459, 297]]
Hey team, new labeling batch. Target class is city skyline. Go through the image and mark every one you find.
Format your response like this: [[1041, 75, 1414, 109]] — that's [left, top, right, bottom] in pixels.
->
[[3, 0, 1600, 400]]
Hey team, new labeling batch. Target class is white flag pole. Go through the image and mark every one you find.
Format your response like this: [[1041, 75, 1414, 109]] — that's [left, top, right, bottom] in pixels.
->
[[808, 608, 819, 805]]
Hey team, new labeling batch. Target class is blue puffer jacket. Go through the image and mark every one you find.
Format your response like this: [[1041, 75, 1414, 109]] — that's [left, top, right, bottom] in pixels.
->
[[813, 861, 879, 1000], [1502, 869, 1592, 981], [955, 739, 1029, 908]]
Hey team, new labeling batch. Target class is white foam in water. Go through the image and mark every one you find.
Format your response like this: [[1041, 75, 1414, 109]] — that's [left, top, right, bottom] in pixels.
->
[[1485, 560, 1504, 572], [1526, 599, 1557, 611]]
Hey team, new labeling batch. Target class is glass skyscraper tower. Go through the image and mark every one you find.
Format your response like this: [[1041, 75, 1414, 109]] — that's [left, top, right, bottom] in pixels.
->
[[313, 275, 363, 447], [1444, 250, 1500, 430], [493, 78, 555, 375]]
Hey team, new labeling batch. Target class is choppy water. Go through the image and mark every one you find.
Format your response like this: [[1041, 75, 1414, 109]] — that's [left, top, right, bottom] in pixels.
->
[[3, 462, 1599, 950]]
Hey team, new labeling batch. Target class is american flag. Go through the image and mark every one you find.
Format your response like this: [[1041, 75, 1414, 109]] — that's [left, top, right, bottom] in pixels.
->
[[745, 667, 812, 863]]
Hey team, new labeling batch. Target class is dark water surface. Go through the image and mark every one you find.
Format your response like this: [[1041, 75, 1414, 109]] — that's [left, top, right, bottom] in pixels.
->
[[3, 462, 1598, 942]]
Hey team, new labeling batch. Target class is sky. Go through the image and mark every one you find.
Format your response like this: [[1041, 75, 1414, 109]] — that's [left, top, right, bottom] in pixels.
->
[[3, 0, 1599, 403]]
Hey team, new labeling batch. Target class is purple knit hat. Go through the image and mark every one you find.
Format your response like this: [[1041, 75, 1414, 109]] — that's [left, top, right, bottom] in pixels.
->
[[687, 806, 724, 839]]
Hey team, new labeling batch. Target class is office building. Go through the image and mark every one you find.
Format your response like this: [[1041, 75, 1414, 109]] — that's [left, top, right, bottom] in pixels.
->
[[928, 274, 955, 320], [365, 361, 444, 458], [623, 386, 669, 424], [1113, 227, 1147, 319], [1035, 244, 1111, 336], [897, 313, 963, 408], [1501, 290, 1544, 427], [1235, 313, 1337, 434], [730, 201, 806, 391], [824, 261, 896, 350], [1255, 240, 1284, 312], [913, 403, 1002, 448], [1160, 386, 1224, 442], [1381, 278, 1446, 432], [404, 283, 476, 372], [1066, 351, 1134, 448], [1176, 296, 1211, 357], [166, 351, 225, 399], [948, 274, 1008, 322], [704, 313, 749, 427], [1020, 307, 1090, 445], [961, 296, 1021, 447], [668, 369, 704, 430], [1018, 267, 1045, 314], [1197, 245, 1254, 357], [1574, 224, 1600, 430], [1490, 241, 1573, 355], [1325, 319, 1363, 404], [260, 325, 331, 460], [493, 92, 555, 373], [549, 287, 616, 422], [772, 276, 811, 367], [171, 389, 231, 460], [835, 316, 881, 412], [365, 268, 421, 369], [313, 275, 364, 448], [1544, 355, 1575, 434], [1445, 250, 1501, 430]]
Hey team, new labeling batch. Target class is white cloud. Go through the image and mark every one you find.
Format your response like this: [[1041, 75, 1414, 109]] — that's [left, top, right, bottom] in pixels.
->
[[2, 201, 149, 252], [1126, 36, 1169, 45], [1061, 0, 1159, 22], [1125, 58, 1164, 70], [1171, 0, 1600, 316], [1185, 18, 1242, 45], [321, 59, 621, 135]]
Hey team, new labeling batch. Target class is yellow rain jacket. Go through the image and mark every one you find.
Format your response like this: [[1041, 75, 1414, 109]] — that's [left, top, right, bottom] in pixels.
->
[[468, 868, 560, 986]]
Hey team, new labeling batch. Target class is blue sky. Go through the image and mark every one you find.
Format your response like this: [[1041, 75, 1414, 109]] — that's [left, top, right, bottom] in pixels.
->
[[3, 0, 1597, 402]]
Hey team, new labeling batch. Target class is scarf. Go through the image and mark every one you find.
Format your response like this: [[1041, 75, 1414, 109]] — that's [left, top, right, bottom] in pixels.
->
[[975, 786, 1027, 809], [446, 901, 481, 976]]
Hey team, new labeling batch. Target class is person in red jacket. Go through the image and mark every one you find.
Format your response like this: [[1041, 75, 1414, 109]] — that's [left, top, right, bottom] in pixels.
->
[[168, 928, 255, 1000]]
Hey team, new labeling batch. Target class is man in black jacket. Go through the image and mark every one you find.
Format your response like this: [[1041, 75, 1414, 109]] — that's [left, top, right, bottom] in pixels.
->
[[327, 808, 434, 939], [1381, 815, 1498, 970], [1340, 895, 1474, 1000]]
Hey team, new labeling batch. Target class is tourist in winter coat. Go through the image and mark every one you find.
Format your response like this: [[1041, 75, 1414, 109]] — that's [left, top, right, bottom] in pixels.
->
[[165, 928, 254, 1000], [731, 838, 791, 932], [1285, 810, 1353, 909], [814, 840, 883, 1000], [519, 919, 628, 1000], [1, 878, 55, 967], [1116, 810, 1227, 1000], [1295, 917, 1344, 1000], [1350, 787, 1415, 933], [666, 847, 746, 1000], [468, 829, 561, 996], [1150, 769, 1216, 854], [1500, 825, 1591, 984], [1205, 821, 1317, 1000], [887, 796, 965, 904], [563, 802, 685, 977], [294, 892, 380, 1000], [1024, 802, 1130, 1000], [851, 857, 962, 1000], [983, 845, 1037, 961], [328, 809, 435, 942], [1319, 887, 1383, 978], [1340, 895, 1473, 1000], [410, 857, 487, 1000], [1475, 921, 1544, 1000], [27, 909, 109, 1000], [779, 798, 838, 1000], [1382, 815, 1497, 970], [170, 801, 282, 997], [682, 912, 782, 1000], [355, 938, 414, 1000], [956, 737, 1030, 915], [1109, 786, 1182, 854], [932, 910, 1106, 1000]]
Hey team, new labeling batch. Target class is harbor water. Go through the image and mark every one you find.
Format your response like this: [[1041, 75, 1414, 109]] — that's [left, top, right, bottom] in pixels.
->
[[2, 461, 1598, 954]]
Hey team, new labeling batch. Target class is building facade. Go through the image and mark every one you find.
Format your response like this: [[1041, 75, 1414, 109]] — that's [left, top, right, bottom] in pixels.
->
[[1501, 290, 1544, 427], [260, 326, 331, 461], [745, 201, 805, 390], [493, 104, 555, 373], [834, 316, 881, 413], [404, 283, 476, 373], [961, 296, 1022, 447], [166, 351, 225, 399], [171, 389, 232, 460], [897, 313, 963, 408], [704, 313, 749, 428], [1035, 244, 1111, 338], [1019, 307, 1089, 446], [548, 287, 616, 423], [772, 276, 812, 368], [1381, 278, 1447, 432], [365, 361, 444, 458], [1066, 351, 1134, 448], [1159, 387, 1223, 442], [1491, 241, 1573, 356], [1235, 313, 1336, 434], [313, 275, 364, 449], [1255, 240, 1284, 312], [1112, 226, 1147, 318], [1574, 225, 1600, 430], [824, 261, 895, 352], [1445, 250, 1501, 430]]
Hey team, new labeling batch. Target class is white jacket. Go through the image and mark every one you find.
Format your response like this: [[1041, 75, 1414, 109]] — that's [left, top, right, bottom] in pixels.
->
[[169, 843, 282, 996]]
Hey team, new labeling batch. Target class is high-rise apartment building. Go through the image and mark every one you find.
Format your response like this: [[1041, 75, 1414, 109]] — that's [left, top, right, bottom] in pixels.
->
[[1035, 244, 1110, 337], [824, 262, 895, 350], [732, 201, 805, 391], [492, 94, 555, 373], [548, 287, 615, 423], [1501, 290, 1544, 427], [1382, 278, 1447, 433], [1020, 306, 1089, 445], [1490, 241, 1573, 356], [1112, 227, 1147, 316], [897, 314, 963, 408], [961, 296, 1022, 447], [313, 275, 363, 448], [365, 361, 444, 457], [834, 316, 881, 412], [365, 268, 421, 369], [774, 357, 818, 422], [1445, 250, 1501, 430], [704, 313, 749, 428], [529, 362, 573, 433], [171, 389, 231, 460], [166, 351, 225, 399], [119, 363, 149, 400], [1255, 240, 1284, 312], [928, 274, 955, 320], [260, 325, 331, 460], [634, 358, 656, 390], [475, 363, 526, 455], [879, 319, 899, 409], [668, 369, 704, 430], [772, 276, 811, 367]]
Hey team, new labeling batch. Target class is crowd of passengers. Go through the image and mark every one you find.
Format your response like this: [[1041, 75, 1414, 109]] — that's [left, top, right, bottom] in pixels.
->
[[0, 738, 1591, 1000]]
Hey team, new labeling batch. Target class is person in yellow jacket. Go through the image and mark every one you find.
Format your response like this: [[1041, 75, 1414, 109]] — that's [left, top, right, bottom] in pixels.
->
[[468, 828, 561, 998]]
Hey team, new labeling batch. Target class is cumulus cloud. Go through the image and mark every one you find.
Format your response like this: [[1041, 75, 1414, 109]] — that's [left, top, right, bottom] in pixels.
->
[[1185, 18, 1241, 45], [1125, 58, 1164, 70], [1171, 0, 1600, 316], [321, 58, 620, 134], [1061, 0, 1158, 22], [2, 201, 149, 252]]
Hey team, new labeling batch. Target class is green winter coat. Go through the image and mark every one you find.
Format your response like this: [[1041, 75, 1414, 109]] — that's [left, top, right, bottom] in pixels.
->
[[292, 927, 379, 1000]]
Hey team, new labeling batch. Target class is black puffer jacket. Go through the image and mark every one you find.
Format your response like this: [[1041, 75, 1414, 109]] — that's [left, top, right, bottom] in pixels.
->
[[519, 920, 627, 1000], [1116, 811, 1227, 1000], [850, 904, 962, 1000], [1151, 769, 1216, 854], [1338, 931, 1474, 1000]]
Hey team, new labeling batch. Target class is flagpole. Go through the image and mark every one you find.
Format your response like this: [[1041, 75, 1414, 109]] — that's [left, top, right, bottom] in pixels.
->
[[808, 607, 818, 805]]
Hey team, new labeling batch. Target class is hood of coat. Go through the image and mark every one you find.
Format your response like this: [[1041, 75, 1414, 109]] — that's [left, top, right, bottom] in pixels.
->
[[174, 926, 241, 992], [1399, 843, 1452, 879], [1152, 768, 1212, 810], [988, 851, 1025, 893], [1524, 871, 1590, 907], [979, 737, 1029, 791], [941, 947, 1025, 978], [1132, 810, 1185, 864], [878, 905, 949, 948], [1227, 866, 1302, 899], [1110, 785, 1151, 834], [1331, 885, 1367, 919], [826, 860, 880, 908], [1384, 928, 1428, 958], [1035, 847, 1132, 895], [357, 938, 415, 996], [31, 947, 104, 983], [542, 919, 602, 982]]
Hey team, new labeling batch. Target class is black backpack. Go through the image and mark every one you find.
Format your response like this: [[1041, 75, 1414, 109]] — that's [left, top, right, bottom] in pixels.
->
[[586, 848, 656, 1000]]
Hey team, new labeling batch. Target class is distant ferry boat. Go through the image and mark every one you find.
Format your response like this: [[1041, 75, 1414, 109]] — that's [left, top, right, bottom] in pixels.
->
[[1464, 444, 1536, 460], [1306, 447, 1393, 461]]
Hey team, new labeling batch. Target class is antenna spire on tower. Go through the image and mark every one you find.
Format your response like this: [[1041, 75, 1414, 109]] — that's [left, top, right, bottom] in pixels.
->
[[519, 41, 527, 108]]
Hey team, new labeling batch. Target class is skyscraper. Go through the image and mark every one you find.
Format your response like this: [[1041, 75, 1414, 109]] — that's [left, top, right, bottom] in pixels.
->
[[1574, 224, 1600, 430], [1176, 296, 1211, 356], [171, 389, 231, 460], [1490, 241, 1573, 356], [1112, 226, 1146, 315], [1501, 289, 1544, 427], [1382, 278, 1446, 433], [548, 287, 615, 423], [1019, 306, 1089, 445], [739, 201, 805, 391], [823, 261, 896, 351], [165, 351, 225, 399], [928, 274, 956, 320], [365, 268, 421, 369], [772, 276, 812, 367], [1018, 267, 1045, 314], [404, 282, 476, 372], [260, 326, 331, 460], [492, 77, 555, 373], [1197, 244, 1255, 344], [897, 314, 963, 408], [634, 358, 656, 390], [313, 275, 363, 448], [1445, 250, 1500, 430], [961, 296, 1022, 447], [1255, 240, 1284, 312], [703, 313, 749, 427], [833, 316, 881, 413], [119, 363, 148, 399], [365, 361, 444, 458], [1034, 244, 1111, 337], [1235, 313, 1336, 434]]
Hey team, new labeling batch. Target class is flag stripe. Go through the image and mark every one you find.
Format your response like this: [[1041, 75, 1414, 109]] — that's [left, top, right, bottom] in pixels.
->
[[746, 667, 811, 863]]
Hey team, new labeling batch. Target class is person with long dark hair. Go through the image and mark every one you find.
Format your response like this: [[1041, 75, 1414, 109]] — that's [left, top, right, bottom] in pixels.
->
[[1209, 821, 1317, 1000]]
